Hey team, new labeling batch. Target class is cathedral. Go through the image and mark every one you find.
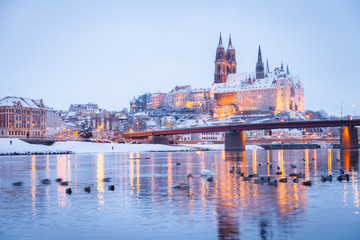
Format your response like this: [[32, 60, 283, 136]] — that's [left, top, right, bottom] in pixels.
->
[[211, 34, 304, 118]]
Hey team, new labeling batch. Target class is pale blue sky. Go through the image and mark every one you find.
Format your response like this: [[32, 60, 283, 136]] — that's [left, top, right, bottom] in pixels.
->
[[0, 0, 359, 116]]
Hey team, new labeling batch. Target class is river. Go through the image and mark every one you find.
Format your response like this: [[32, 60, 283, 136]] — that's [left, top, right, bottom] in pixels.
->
[[0, 149, 359, 239]]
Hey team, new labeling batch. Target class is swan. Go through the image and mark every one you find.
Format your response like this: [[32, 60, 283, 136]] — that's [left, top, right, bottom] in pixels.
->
[[201, 163, 215, 177], [201, 169, 215, 177], [172, 174, 193, 189]]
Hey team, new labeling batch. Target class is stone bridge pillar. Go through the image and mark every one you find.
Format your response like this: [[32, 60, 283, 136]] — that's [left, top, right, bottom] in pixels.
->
[[340, 126, 359, 149], [152, 135, 170, 145], [225, 130, 245, 152]]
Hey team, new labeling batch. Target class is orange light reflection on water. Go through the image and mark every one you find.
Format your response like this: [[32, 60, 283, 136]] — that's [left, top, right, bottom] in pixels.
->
[[96, 154, 105, 209], [57, 155, 70, 207], [129, 153, 134, 193], [31, 155, 37, 217], [136, 153, 141, 199], [167, 152, 173, 199], [328, 149, 332, 175], [304, 149, 309, 181], [252, 150, 257, 174]]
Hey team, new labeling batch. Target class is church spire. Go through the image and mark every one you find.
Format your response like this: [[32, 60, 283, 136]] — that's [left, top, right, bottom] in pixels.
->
[[286, 64, 290, 75], [257, 46, 263, 63], [281, 62, 284, 70], [256, 45, 264, 79], [227, 34, 233, 50], [266, 59, 270, 73], [217, 32, 223, 48], [225, 34, 236, 74], [214, 32, 227, 83]]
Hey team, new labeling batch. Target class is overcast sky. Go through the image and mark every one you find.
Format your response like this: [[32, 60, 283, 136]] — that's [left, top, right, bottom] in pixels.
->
[[0, 0, 359, 116]]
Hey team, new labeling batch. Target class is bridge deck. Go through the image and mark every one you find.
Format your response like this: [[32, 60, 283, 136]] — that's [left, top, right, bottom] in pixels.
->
[[124, 119, 360, 139]]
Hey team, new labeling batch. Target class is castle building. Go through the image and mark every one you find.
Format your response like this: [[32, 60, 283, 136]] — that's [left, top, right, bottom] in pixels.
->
[[146, 34, 305, 119], [212, 35, 304, 118]]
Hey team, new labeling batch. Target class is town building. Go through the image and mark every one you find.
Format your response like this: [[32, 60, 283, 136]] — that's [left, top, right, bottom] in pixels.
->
[[69, 103, 99, 115], [151, 92, 167, 109], [0, 96, 47, 138], [166, 85, 192, 108]]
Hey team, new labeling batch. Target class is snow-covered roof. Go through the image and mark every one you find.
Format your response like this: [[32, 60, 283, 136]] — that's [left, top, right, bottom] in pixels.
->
[[192, 88, 209, 93], [0, 96, 44, 109], [215, 71, 301, 94], [170, 85, 192, 94], [288, 129, 302, 134], [134, 112, 148, 117]]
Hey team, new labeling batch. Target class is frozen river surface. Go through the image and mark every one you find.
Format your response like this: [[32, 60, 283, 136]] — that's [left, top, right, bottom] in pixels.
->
[[0, 149, 359, 240]]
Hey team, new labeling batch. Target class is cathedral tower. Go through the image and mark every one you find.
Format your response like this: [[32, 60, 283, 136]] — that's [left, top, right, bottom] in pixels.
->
[[214, 33, 228, 83], [225, 34, 237, 74], [255, 46, 265, 79]]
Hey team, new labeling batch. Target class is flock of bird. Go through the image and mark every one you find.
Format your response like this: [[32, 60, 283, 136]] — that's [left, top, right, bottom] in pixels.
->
[[11, 158, 351, 193], [12, 177, 116, 195], [170, 158, 352, 189]]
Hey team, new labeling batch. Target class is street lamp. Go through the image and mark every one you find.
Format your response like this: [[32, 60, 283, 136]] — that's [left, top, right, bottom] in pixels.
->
[[341, 101, 343, 119], [353, 104, 356, 118]]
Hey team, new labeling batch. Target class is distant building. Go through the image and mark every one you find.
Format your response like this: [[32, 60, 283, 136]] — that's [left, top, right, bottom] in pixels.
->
[[46, 109, 64, 138], [69, 103, 98, 115], [151, 92, 167, 108], [167, 85, 192, 108], [0, 96, 47, 138]]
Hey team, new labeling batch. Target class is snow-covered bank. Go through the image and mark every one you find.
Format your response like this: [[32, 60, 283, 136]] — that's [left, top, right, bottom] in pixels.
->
[[181, 144, 264, 151], [0, 138, 192, 155]]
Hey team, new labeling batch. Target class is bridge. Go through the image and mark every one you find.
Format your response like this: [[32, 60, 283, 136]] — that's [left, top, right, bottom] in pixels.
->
[[123, 119, 360, 151]]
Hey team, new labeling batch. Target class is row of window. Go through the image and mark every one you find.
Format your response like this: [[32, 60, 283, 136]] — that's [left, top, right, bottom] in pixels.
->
[[1, 123, 45, 129], [0, 130, 42, 136], [0, 108, 45, 115], [201, 137, 219, 140], [201, 132, 220, 135]]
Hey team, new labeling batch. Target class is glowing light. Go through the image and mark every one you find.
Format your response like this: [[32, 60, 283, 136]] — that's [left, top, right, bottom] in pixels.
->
[[167, 152, 173, 199], [328, 149, 332, 175], [252, 150, 257, 174], [304, 149, 309, 181], [31, 155, 37, 217], [96, 154, 105, 209]]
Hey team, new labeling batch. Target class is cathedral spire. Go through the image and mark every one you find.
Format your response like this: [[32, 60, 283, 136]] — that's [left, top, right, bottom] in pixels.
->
[[286, 64, 290, 75], [228, 34, 233, 50], [256, 45, 264, 79], [218, 33, 224, 48], [214, 33, 227, 83], [281, 62, 284, 70], [266, 59, 270, 73], [257, 45, 262, 63]]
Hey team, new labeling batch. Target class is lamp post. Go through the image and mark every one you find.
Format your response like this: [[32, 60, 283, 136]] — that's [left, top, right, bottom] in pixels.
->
[[353, 104, 356, 118], [341, 101, 343, 119]]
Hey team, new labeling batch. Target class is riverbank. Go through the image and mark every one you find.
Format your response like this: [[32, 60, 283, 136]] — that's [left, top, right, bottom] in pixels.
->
[[0, 138, 193, 155]]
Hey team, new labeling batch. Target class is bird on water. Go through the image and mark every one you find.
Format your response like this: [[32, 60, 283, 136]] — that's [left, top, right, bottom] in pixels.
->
[[172, 174, 193, 189]]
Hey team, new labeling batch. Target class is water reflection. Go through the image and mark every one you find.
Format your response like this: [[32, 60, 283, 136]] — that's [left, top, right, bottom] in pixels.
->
[[0, 149, 359, 240], [56, 155, 72, 207], [31, 155, 37, 217], [96, 154, 105, 209]]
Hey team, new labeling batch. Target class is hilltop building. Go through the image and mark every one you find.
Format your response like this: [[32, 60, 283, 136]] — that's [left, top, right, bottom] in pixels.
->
[[133, 34, 305, 120], [211, 34, 304, 118]]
